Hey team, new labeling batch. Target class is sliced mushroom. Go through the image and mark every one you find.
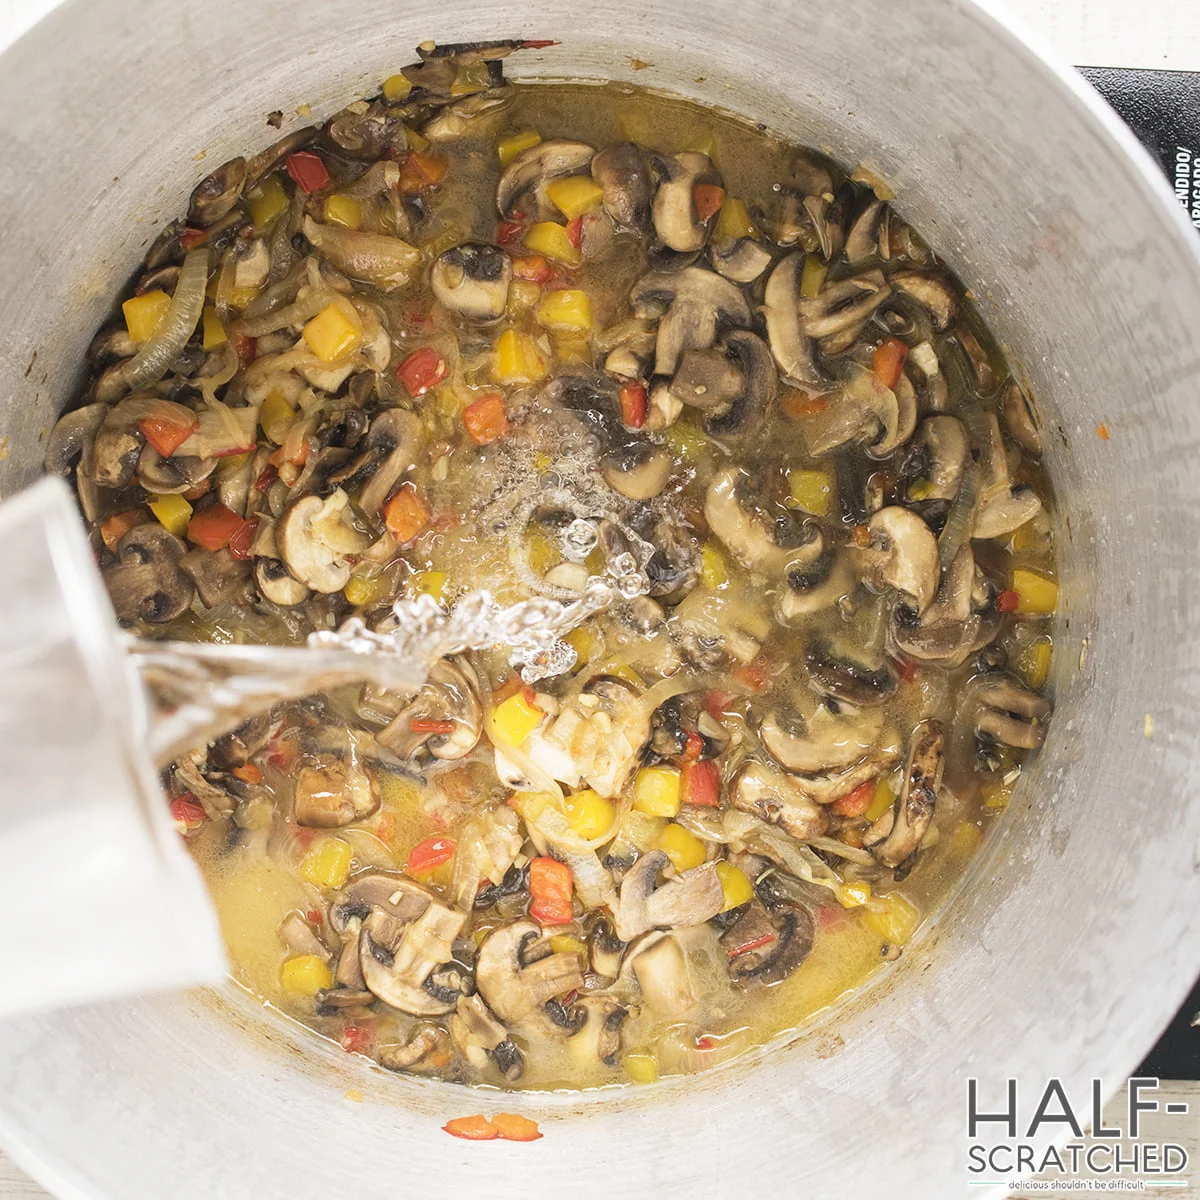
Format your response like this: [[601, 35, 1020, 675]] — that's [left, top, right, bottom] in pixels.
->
[[730, 761, 829, 839], [475, 920, 586, 1030], [137, 445, 215, 495], [301, 218, 421, 292], [359, 900, 466, 1016], [173, 749, 236, 817], [376, 657, 483, 760], [954, 325, 997, 394], [568, 996, 628, 1067], [102, 524, 194, 624], [277, 489, 369, 593], [613, 850, 723, 941], [868, 719, 944, 870], [188, 157, 247, 227], [600, 442, 672, 500], [44, 403, 106, 475], [974, 675, 1051, 750], [255, 557, 309, 606], [798, 271, 890, 340], [331, 870, 429, 932], [588, 915, 625, 980], [702, 331, 777, 442], [377, 1025, 450, 1072], [759, 703, 885, 777], [622, 930, 696, 1016], [763, 253, 820, 387], [496, 138, 595, 217], [279, 911, 331, 962], [1002, 380, 1042, 457], [973, 413, 1042, 539], [669, 346, 743, 412], [856, 506, 940, 615], [449, 992, 524, 1080], [711, 236, 772, 283], [591, 141, 652, 229], [804, 636, 898, 708], [630, 267, 751, 377], [181, 547, 251, 608], [292, 754, 380, 828], [892, 272, 957, 331], [844, 198, 884, 265], [652, 151, 721, 252], [358, 408, 421, 518], [776, 538, 856, 622], [704, 465, 811, 575], [721, 898, 814, 985], [422, 87, 515, 141], [430, 242, 512, 321], [910, 415, 969, 501]]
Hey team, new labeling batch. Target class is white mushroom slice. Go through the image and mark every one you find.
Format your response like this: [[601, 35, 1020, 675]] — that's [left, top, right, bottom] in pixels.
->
[[377, 657, 482, 760], [703, 466, 793, 574], [568, 996, 628, 1068], [359, 903, 465, 1016], [475, 920, 586, 1031], [292, 755, 380, 828], [972, 412, 1043, 539], [893, 271, 957, 330], [868, 720, 944, 870], [613, 851, 723, 941], [591, 141, 653, 228], [974, 676, 1051, 750], [730, 761, 829, 839], [763, 253, 820, 386], [759, 703, 885, 777], [430, 242, 512, 321], [711, 237, 772, 283], [255, 557, 309, 606], [496, 138, 595, 217], [652, 151, 721, 252], [233, 238, 270, 291], [624, 931, 697, 1016], [857, 506, 941, 615], [276, 489, 369, 594]]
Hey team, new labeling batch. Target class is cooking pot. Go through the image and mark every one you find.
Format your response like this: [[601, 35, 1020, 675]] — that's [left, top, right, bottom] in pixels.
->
[[0, 0, 1198, 1195]]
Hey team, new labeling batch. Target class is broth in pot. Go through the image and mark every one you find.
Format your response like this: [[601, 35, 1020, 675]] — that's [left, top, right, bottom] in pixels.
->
[[46, 39, 1056, 1090]]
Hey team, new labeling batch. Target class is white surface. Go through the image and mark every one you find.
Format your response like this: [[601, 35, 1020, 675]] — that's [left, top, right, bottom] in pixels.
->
[[0, 0, 1195, 1197]]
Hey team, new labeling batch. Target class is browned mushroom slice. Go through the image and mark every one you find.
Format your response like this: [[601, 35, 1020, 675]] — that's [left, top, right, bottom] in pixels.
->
[[359, 900, 467, 1017], [431, 242, 512, 320], [44, 403, 107, 476], [892, 271, 957, 331], [730, 761, 829, 839], [475, 920, 586, 1031], [953, 324, 998, 394], [974, 676, 1051, 750], [763, 253, 820, 387], [972, 412, 1042, 539], [844, 197, 884, 265], [591, 141, 653, 229], [103, 524, 194, 624], [181, 547, 251, 609], [652, 151, 722, 252], [804, 636, 899, 708], [377, 1025, 451, 1072], [301, 217, 421, 291], [449, 992, 525, 1081], [721, 898, 814, 985], [856, 506, 940, 615], [868, 719, 944, 870], [1002, 380, 1042, 457], [376, 657, 483, 760], [278, 911, 331, 962], [188, 157, 247, 228], [496, 138, 595, 217], [568, 996, 628, 1068], [276, 490, 369, 593], [357, 408, 422, 519], [798, 271, 890, 339], [292, 755, 380, 828], [613, 850, 723, 941]]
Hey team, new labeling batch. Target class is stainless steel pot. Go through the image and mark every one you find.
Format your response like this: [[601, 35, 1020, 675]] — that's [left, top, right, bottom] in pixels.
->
[[1, 0, 1198, 1195]]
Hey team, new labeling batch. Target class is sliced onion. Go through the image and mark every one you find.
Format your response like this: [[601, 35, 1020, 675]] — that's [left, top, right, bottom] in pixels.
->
[[121, 248, 209, 392], [936, 456, 979, 573]]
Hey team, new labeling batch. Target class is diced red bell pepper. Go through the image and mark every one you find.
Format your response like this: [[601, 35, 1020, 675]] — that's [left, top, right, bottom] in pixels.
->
[[492, 1113, 543, 1142], [286, 151, 330, 194], [682, 758, 721, 807], [340, 1025, 373, 1054], [726, 932, 777, 960], [463, 392, 509, 445], [733, 654, 771, 692], [227, 516, 258, 561], [890, 653, 916, 684], [406, 836, 456, 875], [830, 778, 876, 818], [619, 381, 647, 429], [871, 337, 910, 390], [253, 463, 278, 493], [510, 254, 552, 284], [693, 183, 725, 222], [443, 1115, 500, 1141], [396, 346, 448, 396], [781, 389, 830, 419], [529, 856, 573, 926], [305, 909, 323, 926], [232, 763, 263, 784], [519, 38, 560, 48], [996, 589, 1020, 613], [169, 795, 207, 830], [565, 216, 584, 249], [375, 811, 397, 842], [383, 482, 431, 543], [695, 1034, 719, 1052], [681, 731, 705, 763], [704, 689, 734, 720], [187, 503, 248, 552], [496, 219, 525, 246], [410, 718, 457, 736], [232, 332, 258, 366], [139, 412, 200, 457], [397, 151, 448, 195], [180, 226, 209, 251], [99, 509, 149, 552]]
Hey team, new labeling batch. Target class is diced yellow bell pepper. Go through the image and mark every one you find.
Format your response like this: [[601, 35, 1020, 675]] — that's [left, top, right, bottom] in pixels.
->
[[836, 881, 872, 909], [622, 1050, 658, 1084], [980, 780, 1013, 810], [421, 226, 465, 260], [713, 196, 754, 243], [565, 624, 596, 666], [280, 954, 333, 997], [545, 175, 605, 220], [149, 493, 193, 536], [246, 175, 289, 229], [607, 664, 644, 688], [230, 286, 260, 311], [1010, 521, 1041, 553], [1012, 568, 1058, 615], [865, 776, 894, 822], [527, 526, 558, 575], [382, 73, 413, 103], [1019, 638, 1053, 691], [549, 935, 587, 957], [123, 290, 171, 343], [788, 468, 833, 516], [800, 253, 828, 299], [907, 477, 935, 501], [413, 570, 449, 602], [303, 303, 361, 363], [259, 388, 297, 444], [324, 193, 363, 230], [405, 125, 430, 152], [201, 305, 227, 351], [536, 289, 593, 332], [863, 893, 920, 946], [634, 766, 681, 818], [655, 823, 707, 872], [491, 689, 544, 747], [498, 128, 543, 166], [715, 861, 755, 912], [344, 573, 389, 608], [700, 543, 729, 590], [300, 837, 353, 889], [506, 279, 541, 315], [563, 789, 615, 840], [665, 419, 709, 460], [492, 328, 547, 384], [949, 820, 984, 858], [524, 221, 581, 266], [554, 334, 592, 366]]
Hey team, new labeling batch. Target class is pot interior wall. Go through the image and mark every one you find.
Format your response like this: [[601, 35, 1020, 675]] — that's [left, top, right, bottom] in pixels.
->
[[1, 0, 1199, 1197]]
